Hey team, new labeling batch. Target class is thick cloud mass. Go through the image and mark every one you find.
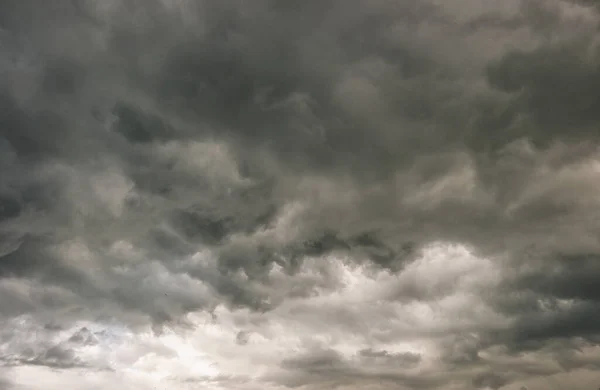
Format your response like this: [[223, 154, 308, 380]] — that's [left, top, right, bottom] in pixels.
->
[[2, 0, 600, 389]]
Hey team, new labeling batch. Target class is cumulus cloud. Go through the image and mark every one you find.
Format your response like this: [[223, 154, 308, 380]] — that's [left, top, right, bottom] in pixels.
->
[[1, 0, 600, 389]]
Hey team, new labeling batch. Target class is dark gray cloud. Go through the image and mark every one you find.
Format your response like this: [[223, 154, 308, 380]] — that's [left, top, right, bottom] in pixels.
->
[[277, 347, 440, 389], [2, 0, 600, 389], [0, 324, 95, 371]]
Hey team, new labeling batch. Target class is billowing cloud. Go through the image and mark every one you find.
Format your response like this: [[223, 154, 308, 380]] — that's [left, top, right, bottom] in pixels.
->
[[1, 0, 600, 389]]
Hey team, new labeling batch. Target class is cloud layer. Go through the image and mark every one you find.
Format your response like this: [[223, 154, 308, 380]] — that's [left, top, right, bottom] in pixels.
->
[[2, 0, 600, 389]]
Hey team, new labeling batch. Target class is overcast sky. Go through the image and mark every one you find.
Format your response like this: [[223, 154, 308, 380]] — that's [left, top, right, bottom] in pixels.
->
[[1, 0, 600, 389]]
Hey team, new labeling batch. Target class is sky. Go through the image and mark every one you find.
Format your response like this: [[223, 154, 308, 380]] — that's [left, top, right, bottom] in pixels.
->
[[1, 0, 600, 389]]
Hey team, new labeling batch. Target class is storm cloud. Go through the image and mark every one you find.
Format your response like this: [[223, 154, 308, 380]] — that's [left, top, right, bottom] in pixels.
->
[[2, 0, 600, 389]]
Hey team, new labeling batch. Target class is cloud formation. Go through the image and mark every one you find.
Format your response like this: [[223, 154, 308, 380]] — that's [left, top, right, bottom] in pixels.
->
[[2, 0, 600, 389]]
